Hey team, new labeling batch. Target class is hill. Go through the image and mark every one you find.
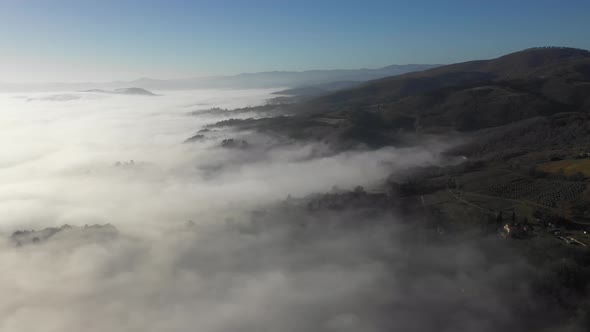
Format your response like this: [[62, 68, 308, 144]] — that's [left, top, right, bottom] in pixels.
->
[[208, 47, 590, 235], [82, 87, 157, 96], [272, 81, 362, 97], [192, 48, 590, 330], [304, 47, 590, 124], [222, 64, 440, 89], [230, 47, 590, 148]]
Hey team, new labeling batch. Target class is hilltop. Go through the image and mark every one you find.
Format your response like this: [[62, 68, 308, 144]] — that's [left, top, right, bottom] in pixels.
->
[[302, 47, 590, 130], [220, 47, 590, 148]]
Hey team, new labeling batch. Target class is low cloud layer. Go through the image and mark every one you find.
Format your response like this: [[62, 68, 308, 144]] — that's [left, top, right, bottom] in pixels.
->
[[0, 89, 448, 232], [0, 89, 552, 331]]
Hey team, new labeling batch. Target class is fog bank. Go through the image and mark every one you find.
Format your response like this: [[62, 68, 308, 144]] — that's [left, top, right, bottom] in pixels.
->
[[0, 89, 543, 332]]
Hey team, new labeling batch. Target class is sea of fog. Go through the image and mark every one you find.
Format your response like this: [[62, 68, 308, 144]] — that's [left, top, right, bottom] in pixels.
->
[[0, 89, 445, 232], [0, 89, 528, 332], [0, 89, 284, 231]]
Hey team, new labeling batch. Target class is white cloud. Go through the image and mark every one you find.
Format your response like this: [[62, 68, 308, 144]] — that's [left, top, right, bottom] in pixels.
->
[[0, 89, 528, 332]]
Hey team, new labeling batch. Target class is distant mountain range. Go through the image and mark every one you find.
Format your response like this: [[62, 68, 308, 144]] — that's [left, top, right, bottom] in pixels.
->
[[299, 47, 590, 131], [271, 81, 364, 97], [0, 64, 440, 92], [81, 87, 156, 96], [215, 47, 590, 148]]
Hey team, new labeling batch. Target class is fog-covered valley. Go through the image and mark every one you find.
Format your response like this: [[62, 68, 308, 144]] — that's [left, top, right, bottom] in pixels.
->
[[0, 89, 458, 331], [0, 84, 587, 332], [0, 89, 451, 230], [3, 1, 590, 330]]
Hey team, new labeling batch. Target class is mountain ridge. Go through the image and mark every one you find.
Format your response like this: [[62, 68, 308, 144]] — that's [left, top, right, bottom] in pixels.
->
[[81, 87, 157, 96], [215, 47, 590, 149], [0, 64, 440, 92]]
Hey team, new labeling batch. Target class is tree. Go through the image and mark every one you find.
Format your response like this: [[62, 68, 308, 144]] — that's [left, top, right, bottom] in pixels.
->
[[496, 212, 504, 224]]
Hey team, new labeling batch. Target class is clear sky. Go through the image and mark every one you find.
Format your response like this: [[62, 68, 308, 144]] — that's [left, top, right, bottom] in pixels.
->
[[1, 0, 589, 83]]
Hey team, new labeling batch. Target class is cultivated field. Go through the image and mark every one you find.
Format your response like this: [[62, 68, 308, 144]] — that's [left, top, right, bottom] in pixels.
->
[[538, 159, 590, 177]]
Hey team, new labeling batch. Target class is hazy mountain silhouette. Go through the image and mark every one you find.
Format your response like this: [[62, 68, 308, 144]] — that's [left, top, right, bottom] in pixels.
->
[[81, 87, 157, 96], [225, 47, 590, 147], [0, 64, 439, 92]]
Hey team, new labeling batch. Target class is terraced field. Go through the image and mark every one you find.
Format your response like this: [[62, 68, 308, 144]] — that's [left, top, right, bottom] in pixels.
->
[[487, 179, 586, 208]]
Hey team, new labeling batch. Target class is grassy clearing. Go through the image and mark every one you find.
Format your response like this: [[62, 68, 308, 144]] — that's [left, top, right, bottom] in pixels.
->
[[537, 159, 590, 177]]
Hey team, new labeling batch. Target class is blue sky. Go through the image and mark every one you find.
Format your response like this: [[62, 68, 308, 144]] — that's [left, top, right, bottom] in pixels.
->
[[1, 0, 589, 82]]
